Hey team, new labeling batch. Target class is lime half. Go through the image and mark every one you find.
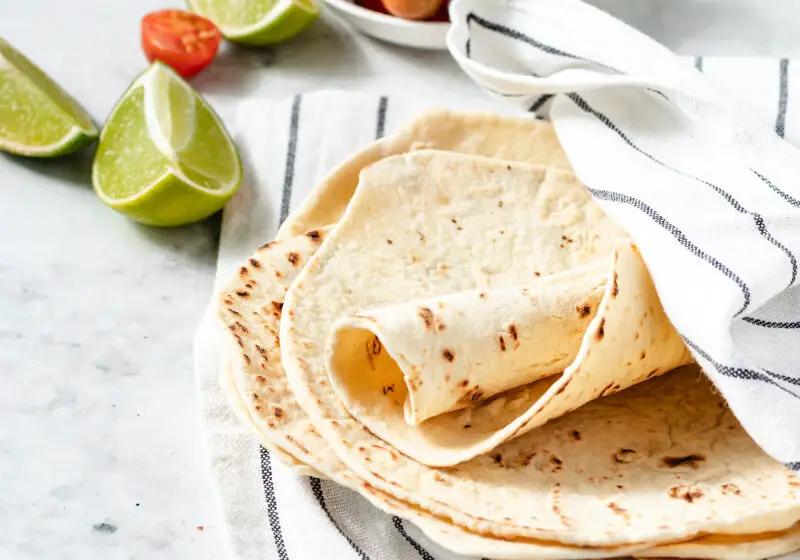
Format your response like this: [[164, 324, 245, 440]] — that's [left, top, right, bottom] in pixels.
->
[[92, 62, 241, 227], [0, 38, 98, 157], [187, 0, 319, 45]]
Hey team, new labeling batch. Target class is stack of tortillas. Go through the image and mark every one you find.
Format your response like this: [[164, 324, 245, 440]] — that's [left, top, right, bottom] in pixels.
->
[[214, 110, 800, 560]]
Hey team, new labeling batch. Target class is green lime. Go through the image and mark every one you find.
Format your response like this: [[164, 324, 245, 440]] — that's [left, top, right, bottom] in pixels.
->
[[0, 38, 98, 157], [187, 0, 319, 45], [92, 62, 241, 227]]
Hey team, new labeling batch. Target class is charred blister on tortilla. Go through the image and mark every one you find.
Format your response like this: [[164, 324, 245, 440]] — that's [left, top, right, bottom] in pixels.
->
[[668, 485, 705, 503]]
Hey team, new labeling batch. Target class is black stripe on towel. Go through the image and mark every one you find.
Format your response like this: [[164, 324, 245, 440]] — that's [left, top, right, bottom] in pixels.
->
[[586, 187, 751, 316], [751, 169, 800, 208], [309, 478, 371, 560], [528, 94, 553, 114], [466, 13, 580, 59], [392, 517, 437, 560], [279, 95, 302, 226], [777, 59, 789, 138], [694, 57, 703, 72], [682, 336, 800, 400], [569, 93, 797, 295], [376, 96, 388, 139], [742, 317, 800, 329], [260, 446, 290, 560], [785, 462, 800, 471]]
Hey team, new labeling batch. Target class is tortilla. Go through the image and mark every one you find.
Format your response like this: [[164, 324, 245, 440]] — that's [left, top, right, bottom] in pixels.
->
[[276, 110, 572, 240], [218, 232, 800, 559], [281, 150, 800, 546], [325, 237, 692, 467]]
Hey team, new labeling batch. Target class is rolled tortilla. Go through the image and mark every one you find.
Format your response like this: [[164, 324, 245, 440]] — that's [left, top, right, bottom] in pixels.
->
[[327, 238, 693, 467]]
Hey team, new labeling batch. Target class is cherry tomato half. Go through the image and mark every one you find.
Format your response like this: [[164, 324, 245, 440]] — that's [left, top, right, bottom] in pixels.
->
[[141, 10, 221, 79]]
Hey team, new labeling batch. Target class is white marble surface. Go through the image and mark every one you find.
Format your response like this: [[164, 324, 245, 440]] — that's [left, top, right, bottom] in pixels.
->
[[2, 1, 800, 558]]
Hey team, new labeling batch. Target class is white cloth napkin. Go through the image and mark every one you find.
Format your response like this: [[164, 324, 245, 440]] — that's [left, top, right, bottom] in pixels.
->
[[449, 0, 800, 469], [195, 7, 800, 559]]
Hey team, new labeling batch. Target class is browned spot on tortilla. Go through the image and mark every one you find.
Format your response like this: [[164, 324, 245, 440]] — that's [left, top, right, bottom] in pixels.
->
[[442, 349, 455, 362], [235, 290, 250, 298], [668, 485, 704, 503], [256, 375, 266, 383], [244, 282, 254, 289], [287, 252, 300, 266], [599, 382, 616, 398], [491, 453, 502, 465], [433, 473, 451, 485], [577, 304, 592, 317], [534, 271, 541, 277], [450, 218, 458, 225], [498, 200, 504, 208], [418, 307, 434, 329], [640, 350, 647, 360], [444, 374, 450, 382], [255, 344, 267, 357], [248, 258, 261, 269], [595, 318, 605, 340], [251, 393, 260, 401], [239, 266, 249, 278], [463, 424, 472, 429], [722, 483, 742, 496], [285, 435, 309, 455], [569, 430, 581, 441], [234, 334, 244, 347], [235, 321, 249, 333], [417, 231, 426, 242], [634, 332, 640, 341], [255, 405, 262, 412], [617, 485, 624, 490], [242, 354, 251, 366], [662, 454, 706, 469], [435, 317, 446, 332], [498, 335, 507, 352], [457, 387, 484, 406], [611, 272, 619, 297], [459, 380, 469, 388], [274, 270, 283, 278], [227, 308, 241, 317], [614, 448, 636, 464], [478, 292, 486, 299], [370, 471, 387, 482], [260, 241, 275, 251], [306, 229, 322, 242], [508, 324, 519, 342], [223, 297, 233, 306], [607, 502, 629, 520], [272, 407, 283, 418], [386, 239, 393, 245]]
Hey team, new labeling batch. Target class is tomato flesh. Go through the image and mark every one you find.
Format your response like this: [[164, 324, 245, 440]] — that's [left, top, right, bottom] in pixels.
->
[[141, 10, 221, 79]]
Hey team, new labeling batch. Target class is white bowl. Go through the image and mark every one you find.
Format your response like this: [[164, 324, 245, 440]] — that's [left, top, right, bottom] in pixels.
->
[[324, 0, 449, 50]]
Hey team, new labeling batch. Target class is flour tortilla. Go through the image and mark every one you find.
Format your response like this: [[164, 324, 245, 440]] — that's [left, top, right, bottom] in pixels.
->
[[215, 228, 656, 558], [281, 150, 800, 546], [276, 110, 572, 240], [218, 232, 800, 558], [326, 238, 693, 467]]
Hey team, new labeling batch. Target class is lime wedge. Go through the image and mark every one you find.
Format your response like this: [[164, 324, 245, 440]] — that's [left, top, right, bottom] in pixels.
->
[[92, 62, 242, 227], [0, 38, 98, 157], [187, 0, 319, 45]]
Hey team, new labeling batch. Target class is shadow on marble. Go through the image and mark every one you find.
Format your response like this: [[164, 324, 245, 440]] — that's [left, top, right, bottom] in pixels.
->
[[1, 145, 96, 190], [130, 212, 222, 269]]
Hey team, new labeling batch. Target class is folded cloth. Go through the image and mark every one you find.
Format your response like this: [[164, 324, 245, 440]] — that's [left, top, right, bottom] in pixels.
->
[[448, 0, 800, 469]]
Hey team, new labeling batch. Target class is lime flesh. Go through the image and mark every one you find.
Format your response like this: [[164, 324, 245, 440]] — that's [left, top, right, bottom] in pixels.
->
[[92, 62, 241, 227], [0, 38, 98, 157], [187, 0, 319, 45]]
